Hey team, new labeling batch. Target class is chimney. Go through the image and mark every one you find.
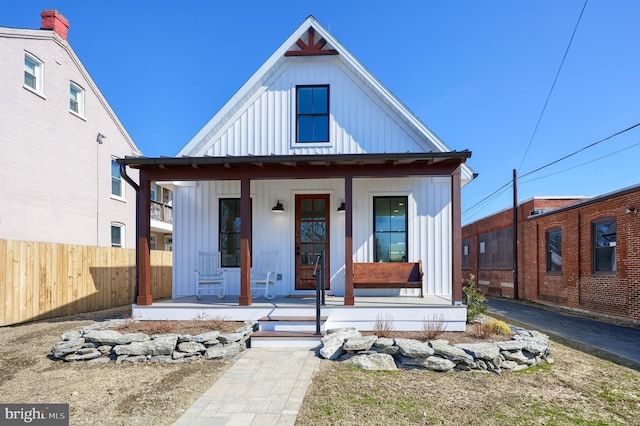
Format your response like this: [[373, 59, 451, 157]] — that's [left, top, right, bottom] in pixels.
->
[[40, 10, 70, 40]]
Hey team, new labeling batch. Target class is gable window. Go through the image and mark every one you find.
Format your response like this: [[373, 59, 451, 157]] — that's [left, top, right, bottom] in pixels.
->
[[219, 198, 252, 267], [111, 223, 124, 248], [593, 217, 616, 273], [69, 82, 85, 116], [111, 159, 123, 198], [24, 52, 44, 94], [374, 196, 407, 262], [296, 85, 329, 143], [546, 228, 562, 273]]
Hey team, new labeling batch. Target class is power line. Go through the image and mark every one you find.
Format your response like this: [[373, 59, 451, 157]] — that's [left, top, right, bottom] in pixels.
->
[[517, 0, 589, 172], [520, 121, 640, 178], [463, 180, 511, 215]]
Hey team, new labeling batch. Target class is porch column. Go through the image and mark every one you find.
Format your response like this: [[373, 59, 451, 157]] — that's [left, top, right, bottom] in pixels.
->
[[239, 177, 252, 306], [137, 176, 153, 305], [344, 175, 354, 306], [451, 166, 463, 305]]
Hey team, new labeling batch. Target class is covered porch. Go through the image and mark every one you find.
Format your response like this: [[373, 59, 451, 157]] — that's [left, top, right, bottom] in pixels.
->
[[118, 152, 470, 313]]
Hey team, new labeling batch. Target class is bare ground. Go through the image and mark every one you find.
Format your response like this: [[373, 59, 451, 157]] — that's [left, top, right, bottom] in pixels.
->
[[1, 307, 639, 425]]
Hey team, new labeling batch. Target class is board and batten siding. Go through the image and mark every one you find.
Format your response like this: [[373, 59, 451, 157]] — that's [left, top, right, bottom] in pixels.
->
[[172, 177, 452, 299], [200, 58, 437, 158]]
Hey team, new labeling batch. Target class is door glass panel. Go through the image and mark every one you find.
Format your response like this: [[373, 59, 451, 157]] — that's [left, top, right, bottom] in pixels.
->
[[300, 244, 314, 265], [301, 199, 313, 220], [300, 222, 313, 243], [313, 222, 326, 242], [313, 199, 326, 220]]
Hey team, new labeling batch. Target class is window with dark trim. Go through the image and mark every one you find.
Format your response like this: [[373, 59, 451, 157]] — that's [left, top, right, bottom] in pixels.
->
[[374, 196, 407, 262], [219, 198, 251, 267], [296, 85, 329, 143], [593, 217, 616, 273], [462, 238, 471, 270], [546, 228, 562, 273]]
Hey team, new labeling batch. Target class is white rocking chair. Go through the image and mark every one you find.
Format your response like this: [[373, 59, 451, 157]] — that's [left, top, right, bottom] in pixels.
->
[[194, 251, 225, 300], [251, 251, 279, 300]]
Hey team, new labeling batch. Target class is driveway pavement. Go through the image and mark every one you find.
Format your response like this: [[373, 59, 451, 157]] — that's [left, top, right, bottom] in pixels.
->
[[487, 298, 640, 366]]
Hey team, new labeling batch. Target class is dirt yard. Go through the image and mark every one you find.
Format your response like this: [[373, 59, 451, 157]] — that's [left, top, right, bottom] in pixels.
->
[[1, 306, 639, 425]]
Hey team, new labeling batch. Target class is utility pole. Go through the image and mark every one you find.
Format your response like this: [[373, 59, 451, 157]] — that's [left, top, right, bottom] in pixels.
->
[[513, 168, 519, 299]]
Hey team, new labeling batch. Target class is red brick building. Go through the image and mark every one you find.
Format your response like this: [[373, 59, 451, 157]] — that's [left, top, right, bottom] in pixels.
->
[[462, 184, 640, 323]]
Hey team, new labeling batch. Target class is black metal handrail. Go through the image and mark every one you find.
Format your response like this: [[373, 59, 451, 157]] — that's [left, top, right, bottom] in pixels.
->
[[312, 250, 326, 335]]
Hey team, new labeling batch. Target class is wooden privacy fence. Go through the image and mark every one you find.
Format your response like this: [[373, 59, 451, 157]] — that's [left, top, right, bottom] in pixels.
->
[[0, 239, 172, 326]]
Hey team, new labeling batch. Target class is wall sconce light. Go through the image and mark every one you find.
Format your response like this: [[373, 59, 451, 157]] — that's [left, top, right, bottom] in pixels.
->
[[337, 201, 345, 212], [624, 207, 638, 214], [96, 133, 106, 144], [272, 200, 284, 213]]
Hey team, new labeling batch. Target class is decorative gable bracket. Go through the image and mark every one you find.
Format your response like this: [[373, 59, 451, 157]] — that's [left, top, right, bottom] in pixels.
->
[[285, 27, 338, 57]]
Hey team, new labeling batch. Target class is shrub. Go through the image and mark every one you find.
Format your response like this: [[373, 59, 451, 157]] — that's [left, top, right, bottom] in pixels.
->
[[483, 319, 511, 336], [374, 313, 395, 338], [462, 275, 487, 323], [420, 314, 446, 340]]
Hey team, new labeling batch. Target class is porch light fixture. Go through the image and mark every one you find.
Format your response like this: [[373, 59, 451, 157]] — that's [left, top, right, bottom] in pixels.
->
[[624, 207, 638, 214], [337, 201, 345, 212], [272, 201, 284, 213]]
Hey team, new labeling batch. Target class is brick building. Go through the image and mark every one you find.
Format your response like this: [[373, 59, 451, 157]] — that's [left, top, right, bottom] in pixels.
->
[[462, 184, 640, 323]]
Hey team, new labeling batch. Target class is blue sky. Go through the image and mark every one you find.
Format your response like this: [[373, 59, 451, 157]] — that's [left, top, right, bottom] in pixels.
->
[[5, 1, 640, 224]]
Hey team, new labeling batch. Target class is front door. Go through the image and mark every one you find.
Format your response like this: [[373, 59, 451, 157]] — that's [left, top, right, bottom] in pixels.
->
[[295, 194, 330, 290]]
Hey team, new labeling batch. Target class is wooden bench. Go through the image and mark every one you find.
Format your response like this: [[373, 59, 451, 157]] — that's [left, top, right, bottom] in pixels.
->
[[353, 261, 423, 297]]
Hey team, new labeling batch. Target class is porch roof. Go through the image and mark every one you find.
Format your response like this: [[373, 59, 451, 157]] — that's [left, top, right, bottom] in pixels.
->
[[117, 151, 472, 181]]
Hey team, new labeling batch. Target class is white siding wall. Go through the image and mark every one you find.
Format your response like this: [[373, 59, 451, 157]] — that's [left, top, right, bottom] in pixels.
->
[[202, 57, 435, 157], [173, 177, 452, 298], [0, 31, 139, 247]]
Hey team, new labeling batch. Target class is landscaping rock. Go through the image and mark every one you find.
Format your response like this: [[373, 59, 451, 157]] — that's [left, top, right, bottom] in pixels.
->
[[342, 353, 397, 370], [343, 336, 378, 353], [395, 338, 435, 358]]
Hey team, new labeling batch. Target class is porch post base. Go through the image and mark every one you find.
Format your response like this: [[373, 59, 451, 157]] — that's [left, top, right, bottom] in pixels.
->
[[136, 295, 153, 306], [343, 295, 354, 306], [239, 295, 252, 306]]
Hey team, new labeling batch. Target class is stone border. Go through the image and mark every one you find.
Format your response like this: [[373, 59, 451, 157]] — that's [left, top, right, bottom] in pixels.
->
[[318, 325, 552, 373], [50, 319, 255, 364]]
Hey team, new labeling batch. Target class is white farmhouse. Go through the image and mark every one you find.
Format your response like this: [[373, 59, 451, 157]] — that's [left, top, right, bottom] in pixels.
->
[[121, 16, 475, 328]]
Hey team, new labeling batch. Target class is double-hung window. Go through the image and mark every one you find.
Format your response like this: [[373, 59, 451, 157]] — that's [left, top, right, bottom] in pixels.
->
[[111, 159, 123, 198], [546, 228, 562, 273], [593, 217, 616, 273], [24, 52, 44, 94], [70, 82, 85, 117], [296, 85, 329, 143], [374, 196, 408, 262], [111, 223, 124, 248], [219, 199, 252, 267]]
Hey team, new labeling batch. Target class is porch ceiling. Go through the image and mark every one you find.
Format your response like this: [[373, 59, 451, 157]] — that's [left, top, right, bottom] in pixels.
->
[[117, 151, 471, 181]]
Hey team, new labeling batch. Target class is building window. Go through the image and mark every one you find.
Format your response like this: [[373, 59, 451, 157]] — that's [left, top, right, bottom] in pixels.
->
[[150, 234, 157, 250], [219, 199, 251, 267], [478, 227, 513, 270], [374, 196, 407, 262], [593, 217, 616, 273], [150, 184, 158, 202], [462, 238, 471, 270], [24, 52, 44, 94], [296, 85, 329, 143], [69, 82, 85, 116], [164, 236, 173, 252], [111, 159, 123, 198], [111, 223, 124, 248], [546, 228, 562, 273]]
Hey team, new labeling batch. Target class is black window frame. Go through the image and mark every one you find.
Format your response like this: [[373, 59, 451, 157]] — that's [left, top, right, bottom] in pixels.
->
[[373, 196, 408, 262], [592, 217, 616, 274], [296, 85, 329, 143], [219, 198, 252, 268], [545, 227, 562, 273]]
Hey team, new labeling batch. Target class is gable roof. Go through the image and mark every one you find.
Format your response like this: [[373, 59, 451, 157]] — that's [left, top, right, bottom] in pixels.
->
[[178, 15, 475, 183]]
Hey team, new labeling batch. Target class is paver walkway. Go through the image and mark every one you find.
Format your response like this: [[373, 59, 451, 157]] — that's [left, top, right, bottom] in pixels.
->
[[173, 347, 319, 426]]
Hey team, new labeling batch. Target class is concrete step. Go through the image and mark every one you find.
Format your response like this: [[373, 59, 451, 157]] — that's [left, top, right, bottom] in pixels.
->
[[250, 330, 324, 348], [257, 315, 328, 333]]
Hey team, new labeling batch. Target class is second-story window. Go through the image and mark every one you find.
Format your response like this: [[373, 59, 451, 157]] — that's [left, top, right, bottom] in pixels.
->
[[24, 52, 44, 94], [296, 85, 329, 143], [70, 82, 85, 117], [111, 159, 123, 198]]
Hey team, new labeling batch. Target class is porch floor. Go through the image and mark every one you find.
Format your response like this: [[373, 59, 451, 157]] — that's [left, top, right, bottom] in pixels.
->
[[133, 295, 467, 332]]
